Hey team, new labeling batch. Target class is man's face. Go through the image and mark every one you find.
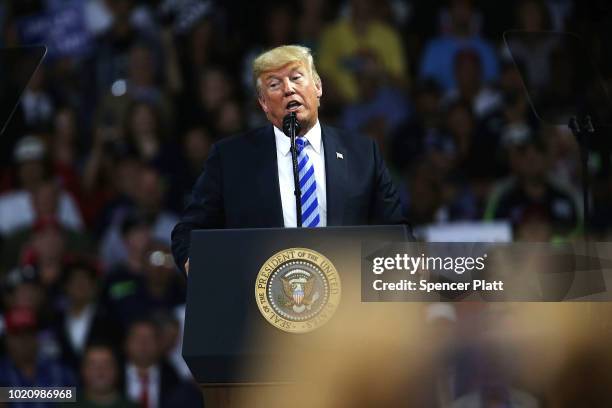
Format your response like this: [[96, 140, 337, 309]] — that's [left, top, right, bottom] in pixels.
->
[[258, 62, 322, 134], [82, 348, 118, 394], [7, 331, 38, 365], [125, 323, 159, 368]]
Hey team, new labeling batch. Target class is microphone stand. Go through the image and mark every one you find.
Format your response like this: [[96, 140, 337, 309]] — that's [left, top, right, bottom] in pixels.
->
[[283, 113, 302, 227]]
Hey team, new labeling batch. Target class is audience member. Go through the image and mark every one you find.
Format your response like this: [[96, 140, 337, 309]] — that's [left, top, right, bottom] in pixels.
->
[[0, 307, 76, 403], [318, 0, 408, 103], [484, 127, 581, 239], [419, 0, 499, 91], [0, 137, 84, 236], [122, 319, 202, 408], [55, 260, 120, 372], [67, 343, 138, 408]]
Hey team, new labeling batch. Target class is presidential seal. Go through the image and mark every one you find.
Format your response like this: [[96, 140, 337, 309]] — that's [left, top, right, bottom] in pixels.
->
[[255, 248, 341, 333]]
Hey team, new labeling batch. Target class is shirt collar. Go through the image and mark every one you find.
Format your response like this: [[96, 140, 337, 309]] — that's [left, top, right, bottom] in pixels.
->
[[127, 364, 160, 383], [274, 120, 322, 156]]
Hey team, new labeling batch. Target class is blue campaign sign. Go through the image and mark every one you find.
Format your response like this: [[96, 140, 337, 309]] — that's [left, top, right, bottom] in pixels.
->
[[17, 5, 92, 59]]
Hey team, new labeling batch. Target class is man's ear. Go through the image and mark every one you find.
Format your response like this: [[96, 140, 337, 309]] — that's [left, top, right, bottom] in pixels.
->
[[258, 95, 269, 113], [315, 80, 323, 99]]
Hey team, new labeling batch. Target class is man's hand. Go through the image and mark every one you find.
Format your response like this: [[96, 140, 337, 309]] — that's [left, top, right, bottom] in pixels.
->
[[185, 259, 190, 275]]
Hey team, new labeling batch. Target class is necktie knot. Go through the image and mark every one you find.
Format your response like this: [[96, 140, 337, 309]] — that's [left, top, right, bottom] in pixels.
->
[[295, 137, 308, 153]]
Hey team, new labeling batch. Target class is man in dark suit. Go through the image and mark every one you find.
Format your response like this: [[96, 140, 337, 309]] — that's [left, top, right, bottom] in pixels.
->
[[122, 319, 202, 408], [172, 45, 405, 275]]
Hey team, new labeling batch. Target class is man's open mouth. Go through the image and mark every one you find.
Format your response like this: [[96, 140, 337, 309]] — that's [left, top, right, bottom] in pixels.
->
[[286, 101, 302, 111]]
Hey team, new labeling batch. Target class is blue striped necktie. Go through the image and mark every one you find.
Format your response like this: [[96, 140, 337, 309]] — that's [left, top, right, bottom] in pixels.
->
[[296, 137, 320, 227]]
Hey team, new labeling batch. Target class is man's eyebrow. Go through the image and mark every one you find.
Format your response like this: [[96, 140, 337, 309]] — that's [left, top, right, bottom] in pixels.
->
[[265, 75, 280, 83]]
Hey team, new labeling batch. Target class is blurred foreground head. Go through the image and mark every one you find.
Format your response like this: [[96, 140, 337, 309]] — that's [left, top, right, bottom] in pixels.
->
[[203, 302, 612, 407]]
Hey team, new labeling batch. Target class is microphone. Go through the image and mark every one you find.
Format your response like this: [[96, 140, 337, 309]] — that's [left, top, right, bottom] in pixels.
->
[[282, 112, 301, 137], [282, 112, 303, 227]]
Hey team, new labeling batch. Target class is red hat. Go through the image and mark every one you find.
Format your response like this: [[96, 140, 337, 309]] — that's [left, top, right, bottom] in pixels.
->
[[4, 307, 37, 334]]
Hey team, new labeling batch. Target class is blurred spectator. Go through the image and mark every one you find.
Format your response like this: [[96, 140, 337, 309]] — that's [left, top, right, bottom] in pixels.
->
[[297, 0, 331, 50], [402, 133, 461, 225], [400, 99, 485, 224], [2, 267, 57, 352], [484, 127, 581, 239], [401, 159, 446, 226], [498, 60, 526, 96], [180, 66, 236, 133], [439, 101, 484, 221], [444, 100, 475, 167], [1, 266, 63, 357], [19, 63, 55, 132], [99, 165, 178, 270], [0, 134, 51, 193], [318, 0, 408, 103], [122, 101, 178, 168], [103, 211, 152, 276], [2, 266, 46, 315], [0, 183, 92, 277], [419, 0, 499, 91], [513, 207, 554, 242], [126, 42, 164, 103], [93, 0, 163, 98], [96, 41, 175, 134], [67, 343, 138, 408], [390, 79, 443, 174], [100, 239, 185, 329], [0, 307, 76, 402], [51, 107, 83, 198], [503, 0, 556, 90], [213, 98, 245, 139], [122, 319, 202, 408], [174, 4, 227, 92], [81, 122, 135, 228], [22, 220, 69, 290], [422, 303, 459, 407], [241, 2, 296, 94], [54, 260, 120, 372], [151, 310, 192, 381], [0, 137, 84, 236], [340, 51, 411, 160], [442, 49, 502, 118], [476, 91, 537, 179], [543, 125, 580, 188], [167, 126, 214, 212], [449, 347, 540, 407]]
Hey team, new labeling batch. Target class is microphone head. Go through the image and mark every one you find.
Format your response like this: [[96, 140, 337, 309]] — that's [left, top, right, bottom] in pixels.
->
[[282, 112, 301, 137]]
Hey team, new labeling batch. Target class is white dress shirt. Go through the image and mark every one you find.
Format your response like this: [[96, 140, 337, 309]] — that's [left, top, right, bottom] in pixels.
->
[[274, 120, 327, 227], [0, 190, 84, 235], [65, 304, 95, 354], [126, 364, 160, 408]]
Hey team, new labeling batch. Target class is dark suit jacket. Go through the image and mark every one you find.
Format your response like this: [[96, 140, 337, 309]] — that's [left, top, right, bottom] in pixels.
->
[[121, 361, 203, 408], [171, 124, 406, 274]]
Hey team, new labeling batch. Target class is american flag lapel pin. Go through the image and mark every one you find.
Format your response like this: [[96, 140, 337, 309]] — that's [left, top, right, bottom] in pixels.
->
[[336, 152, 344, 159]]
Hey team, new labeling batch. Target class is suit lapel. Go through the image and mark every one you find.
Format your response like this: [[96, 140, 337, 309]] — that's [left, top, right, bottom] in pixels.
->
[[252, 126, 284, 227], [322, 125, 348, 226]]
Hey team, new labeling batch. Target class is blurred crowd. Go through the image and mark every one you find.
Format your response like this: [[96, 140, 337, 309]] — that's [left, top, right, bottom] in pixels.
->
[[0, 0, 611, 407]]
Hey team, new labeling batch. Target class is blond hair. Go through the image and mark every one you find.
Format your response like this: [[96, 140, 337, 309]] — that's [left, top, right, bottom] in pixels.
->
[[252, 45, 321, 96]]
